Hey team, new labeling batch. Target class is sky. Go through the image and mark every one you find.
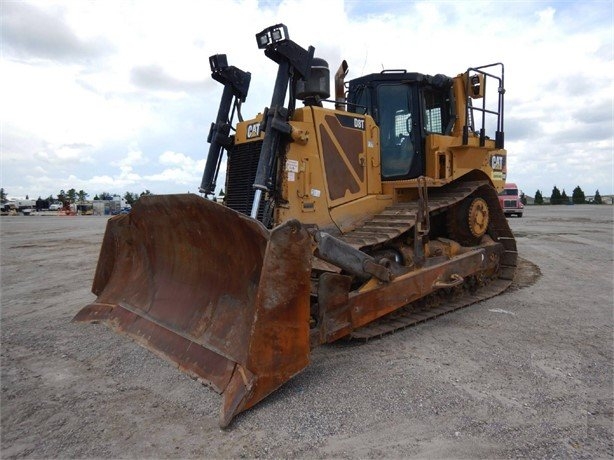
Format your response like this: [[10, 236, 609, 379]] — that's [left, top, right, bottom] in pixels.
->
[[1, 0, 613, 201]]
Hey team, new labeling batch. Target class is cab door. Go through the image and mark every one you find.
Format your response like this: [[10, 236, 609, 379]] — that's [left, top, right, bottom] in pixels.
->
[[376, 84, 424, 180]]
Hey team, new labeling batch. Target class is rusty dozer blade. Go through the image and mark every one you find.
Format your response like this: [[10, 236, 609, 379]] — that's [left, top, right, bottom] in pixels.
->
[[73, 194, 313, 427]]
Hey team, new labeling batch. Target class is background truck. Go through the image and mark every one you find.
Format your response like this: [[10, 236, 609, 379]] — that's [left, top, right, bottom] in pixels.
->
[[1, 199, 35, 215], [499, 183, 524, 217]]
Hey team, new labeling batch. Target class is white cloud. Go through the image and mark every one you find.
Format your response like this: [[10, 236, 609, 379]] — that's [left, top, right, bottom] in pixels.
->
[[112, 149, 148, 169], [145, 150, 206, 185], [90, 175, 116, 186], [158, 150, 194, 166]]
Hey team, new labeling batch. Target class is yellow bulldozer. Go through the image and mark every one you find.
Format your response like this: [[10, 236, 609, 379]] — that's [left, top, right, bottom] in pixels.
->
[[74, 24, 516, 427]]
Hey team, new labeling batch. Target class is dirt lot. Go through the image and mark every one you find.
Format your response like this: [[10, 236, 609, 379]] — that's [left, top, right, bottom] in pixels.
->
[[1, 205, 612, 458]]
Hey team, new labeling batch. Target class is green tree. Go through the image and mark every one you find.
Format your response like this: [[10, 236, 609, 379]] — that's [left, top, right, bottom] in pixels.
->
[[123, 192, 139, 205], [550, 186, 562, 205], [77, 190, 88, 202], [572, 186, 586, 204], [140, 189, 153, 197], [520, 192, 527, 206], [594, 190, 603, 204], [58, 190, 67, 204], [561, 189, 569, 204], [67, 188, 77, 203], [0, 188, 7, 203], [99, 192, 113, 200], [534, 190, 543, 205]]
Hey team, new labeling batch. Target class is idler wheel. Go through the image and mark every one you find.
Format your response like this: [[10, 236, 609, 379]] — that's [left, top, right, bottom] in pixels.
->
[[467, 197, 489, 238], [448, 195, 490, 246]]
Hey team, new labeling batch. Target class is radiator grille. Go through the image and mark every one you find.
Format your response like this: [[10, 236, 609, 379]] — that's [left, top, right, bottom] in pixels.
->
[[503, 199, 517, 208], [225, 140, 265, 220]]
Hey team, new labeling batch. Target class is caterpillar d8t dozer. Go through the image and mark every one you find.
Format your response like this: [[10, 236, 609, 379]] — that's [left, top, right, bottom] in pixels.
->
[[74, 24, 516, 427]]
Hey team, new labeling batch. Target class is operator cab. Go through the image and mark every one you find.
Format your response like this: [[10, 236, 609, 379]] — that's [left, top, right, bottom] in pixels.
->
[[346, 71, 454, 181]]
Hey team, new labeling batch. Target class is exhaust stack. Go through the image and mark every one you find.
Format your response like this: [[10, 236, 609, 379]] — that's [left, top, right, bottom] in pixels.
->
[[335, 60, 348, 111]]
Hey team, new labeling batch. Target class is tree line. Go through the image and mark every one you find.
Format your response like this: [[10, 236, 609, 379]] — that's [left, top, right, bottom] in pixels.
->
[[0, 187, 154, 209], [525, 186, 604, 205]]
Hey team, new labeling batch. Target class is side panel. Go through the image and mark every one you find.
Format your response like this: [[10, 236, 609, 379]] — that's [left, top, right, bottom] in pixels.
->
[[277, 110, 337, 231], [424, 133, 507, 192], [314, 108, 390, 233], [278, 107, 386, 234], [312, 108, 369, 207]]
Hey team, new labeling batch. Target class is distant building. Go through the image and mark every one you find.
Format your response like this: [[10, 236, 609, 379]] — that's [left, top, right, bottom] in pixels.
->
[[92, 197, 125, 215]]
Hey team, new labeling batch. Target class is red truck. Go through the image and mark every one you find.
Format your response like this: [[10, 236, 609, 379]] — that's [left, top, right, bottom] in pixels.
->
[[498, 183, 524, 217]]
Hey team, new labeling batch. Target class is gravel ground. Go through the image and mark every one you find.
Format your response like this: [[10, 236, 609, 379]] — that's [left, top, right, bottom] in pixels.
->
[[1, 205, 613, 458]]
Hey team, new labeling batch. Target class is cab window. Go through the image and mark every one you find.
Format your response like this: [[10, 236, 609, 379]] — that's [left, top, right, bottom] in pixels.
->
[[377, 85, 415, 178], [423, 88, 452, 134], [352, 86, 370, 115]]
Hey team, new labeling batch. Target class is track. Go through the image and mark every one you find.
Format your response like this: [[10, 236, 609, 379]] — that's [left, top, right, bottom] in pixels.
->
[[334, 180, 518, 340], [340, 180, 487, 248]]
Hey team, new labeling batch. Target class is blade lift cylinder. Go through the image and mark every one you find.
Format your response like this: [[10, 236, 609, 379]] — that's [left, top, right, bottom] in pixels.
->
[[250, 25, 315, 219], [200, 54, 251, 196]]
